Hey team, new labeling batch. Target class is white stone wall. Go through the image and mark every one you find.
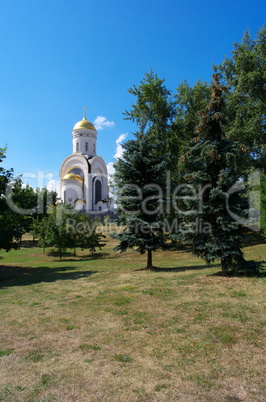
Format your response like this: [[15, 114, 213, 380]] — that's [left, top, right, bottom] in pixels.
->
[[61, 179, 83, 206]]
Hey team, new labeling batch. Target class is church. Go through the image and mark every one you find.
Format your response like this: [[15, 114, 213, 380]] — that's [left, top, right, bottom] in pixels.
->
[[59, 110, 109, 213]]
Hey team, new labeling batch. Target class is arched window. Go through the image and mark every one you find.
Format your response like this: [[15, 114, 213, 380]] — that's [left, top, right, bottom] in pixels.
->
[[95, 180, 102, 203], [68, 167, 84, 179], [85, 142, 88, 151], [76, 142, 79, 152]]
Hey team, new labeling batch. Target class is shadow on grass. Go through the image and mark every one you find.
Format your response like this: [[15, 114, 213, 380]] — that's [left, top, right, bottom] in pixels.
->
[[20, 240, 38, 248], [47, 251, 116, 261], [136, 260, 266, 277], [135, 263, 218, 273], [0, 265, 97, 288], [241, 230, 266, 247], [208, 261, 266, 278]]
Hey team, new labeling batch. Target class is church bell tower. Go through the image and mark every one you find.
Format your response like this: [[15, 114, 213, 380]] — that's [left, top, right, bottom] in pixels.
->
[[72, 107, 97, 158]]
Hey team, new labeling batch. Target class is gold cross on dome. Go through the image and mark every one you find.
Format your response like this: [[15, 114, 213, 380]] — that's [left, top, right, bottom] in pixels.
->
[[83, 106, 87, 119]]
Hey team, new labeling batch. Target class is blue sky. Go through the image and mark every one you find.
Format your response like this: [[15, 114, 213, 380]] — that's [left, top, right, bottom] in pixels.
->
[[0, 0, 265, 191]]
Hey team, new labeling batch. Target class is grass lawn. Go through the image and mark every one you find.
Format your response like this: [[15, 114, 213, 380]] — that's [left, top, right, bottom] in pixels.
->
[[0, 231, 265, 401]]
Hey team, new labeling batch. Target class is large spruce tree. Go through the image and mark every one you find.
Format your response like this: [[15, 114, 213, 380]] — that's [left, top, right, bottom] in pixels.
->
[[179, 73, 252, 275], [113, 72, 176, 268], [113, 133, 170, 268]]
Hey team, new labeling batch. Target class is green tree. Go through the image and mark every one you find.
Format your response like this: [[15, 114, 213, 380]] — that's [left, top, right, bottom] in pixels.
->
[[0, 147, 17, 251], [113, 133, 170, 268], [77, 215, 106, 257], [43, 204, 74, 260], [178, 74, 254, 275], [112, 71, 179, 268], [8, 177, 37, 243], [33, 205, 106, 259], [218, 25, 266, 172], [31, 216, 49, 253]]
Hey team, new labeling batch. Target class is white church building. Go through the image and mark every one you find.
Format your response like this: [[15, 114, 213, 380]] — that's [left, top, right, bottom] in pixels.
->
[[59, 111, 109, 213]]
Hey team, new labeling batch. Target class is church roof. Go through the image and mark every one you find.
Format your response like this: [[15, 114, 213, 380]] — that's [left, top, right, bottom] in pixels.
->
[[73, 117, 96, 131], [62, 173, 83, 181]]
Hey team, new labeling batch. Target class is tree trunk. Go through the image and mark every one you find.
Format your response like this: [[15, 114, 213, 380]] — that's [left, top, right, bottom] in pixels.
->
[[19, 224, 22, 245], [221, 255, 234, 276], [147, 249, 153, 269], [221, 258, 228, 276]]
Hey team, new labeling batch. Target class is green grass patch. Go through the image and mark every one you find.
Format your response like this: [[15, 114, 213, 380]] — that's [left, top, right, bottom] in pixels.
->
[[114, 354, 133, 363], [0, 349, 13, 357], [27, 349, 45, 362], [231, 290, 247, 297], [113, 296, 132, 306], [66, 325, 75, 330]]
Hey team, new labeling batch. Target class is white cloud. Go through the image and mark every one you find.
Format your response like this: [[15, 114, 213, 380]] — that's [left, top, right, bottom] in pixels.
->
[[46, 179, 60, 194], [107, 133, 127, 182], [114, 133, 127, 159], [107, 162, 115, 178], [94, 116, 115, 131]]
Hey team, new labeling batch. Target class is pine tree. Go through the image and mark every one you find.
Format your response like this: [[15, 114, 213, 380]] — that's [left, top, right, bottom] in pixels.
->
[[113, 133, 170, 268], [112, 71, 177, 268], [179, 73, 253, 275]]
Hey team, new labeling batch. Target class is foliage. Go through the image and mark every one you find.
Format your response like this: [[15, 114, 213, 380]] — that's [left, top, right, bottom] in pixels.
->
[[178, 74, 254, 275], [113, 133, 170, 268], [77, 215, 106, 256], [31, 217, 50, 252], [6, 177, 37, 243], [218, 25, 266, 172], [113, 72, 179, 268], [0, 147, 13, 197], [32, 204, 105, 260], [35, 187, 57, 216], [0, 211, 19, 251], [43, 205, 73, 260], [124, 70, 177, 157], [173, 79, 211, 155], [0, 147, 17, 251], [172, 26, 266, 175], [260, 174, 266, 235]]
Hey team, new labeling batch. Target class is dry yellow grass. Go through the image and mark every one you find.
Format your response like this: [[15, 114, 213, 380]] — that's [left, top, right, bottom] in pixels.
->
[[0, 233, 265, 401]]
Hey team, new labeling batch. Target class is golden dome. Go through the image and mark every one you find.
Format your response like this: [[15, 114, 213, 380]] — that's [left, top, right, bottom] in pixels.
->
[[62, 174, 83, 181], [73, 117, 96, 131]]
